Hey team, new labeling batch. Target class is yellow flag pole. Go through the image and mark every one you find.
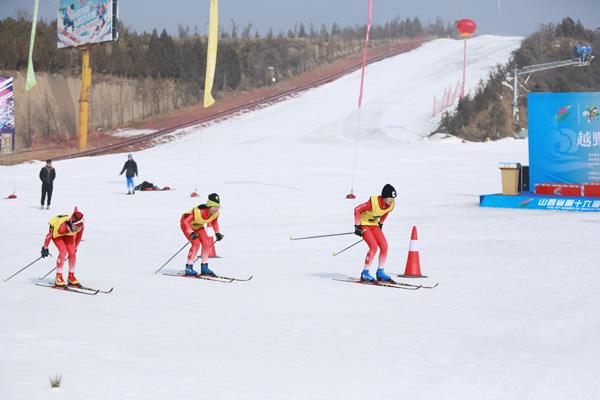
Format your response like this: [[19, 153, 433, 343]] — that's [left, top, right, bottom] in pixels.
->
[[78, 46, 91, 150], [203, 0, 219, 108]]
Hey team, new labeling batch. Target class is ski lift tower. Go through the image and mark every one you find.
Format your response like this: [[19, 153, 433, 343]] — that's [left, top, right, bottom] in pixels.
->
[[512, 45, 594, 126]]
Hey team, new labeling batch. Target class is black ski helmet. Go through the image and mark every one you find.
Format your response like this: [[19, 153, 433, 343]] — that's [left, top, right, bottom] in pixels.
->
[[206, 193, 221, 207], [381, 184, 396, 199]]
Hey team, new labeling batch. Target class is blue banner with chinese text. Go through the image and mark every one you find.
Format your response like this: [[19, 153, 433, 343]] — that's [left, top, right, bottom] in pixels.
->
[[528, 92, 600, 188]]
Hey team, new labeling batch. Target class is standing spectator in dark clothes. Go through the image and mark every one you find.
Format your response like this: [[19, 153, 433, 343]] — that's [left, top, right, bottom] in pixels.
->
[[39, 160, 56, 209], [119, 154, 139, 195]]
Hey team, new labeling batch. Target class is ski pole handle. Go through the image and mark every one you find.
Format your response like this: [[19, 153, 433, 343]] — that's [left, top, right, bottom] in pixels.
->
[[332, 239, 364, 257], [290, 232, 354, 241], [154, 242, 190, 274]]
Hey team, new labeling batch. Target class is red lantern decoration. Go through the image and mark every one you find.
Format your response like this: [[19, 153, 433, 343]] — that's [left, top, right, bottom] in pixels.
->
[[455, 19, 477, 38], [455, 19, 478, 99]]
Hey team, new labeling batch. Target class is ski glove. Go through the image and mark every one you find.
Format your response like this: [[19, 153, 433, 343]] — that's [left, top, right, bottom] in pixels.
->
[[190, 232, 199, 240], [215, 233, 224, 241], [41, 247, 50, 258], [354, 225, 363, 237]]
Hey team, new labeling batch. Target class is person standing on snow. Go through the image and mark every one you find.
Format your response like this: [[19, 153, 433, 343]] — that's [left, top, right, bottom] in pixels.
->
[[353, 184, 396, 282], [180, 193, 224, 276], [39, 159, 56, 210], [119, 154, 138, 195], [40, 207, 85, 287]]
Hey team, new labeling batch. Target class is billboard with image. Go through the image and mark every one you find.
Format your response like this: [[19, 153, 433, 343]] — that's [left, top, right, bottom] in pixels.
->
[[57, 0, 118, 49], [0, 76, 15, 154], [528, 92, 600, 188]]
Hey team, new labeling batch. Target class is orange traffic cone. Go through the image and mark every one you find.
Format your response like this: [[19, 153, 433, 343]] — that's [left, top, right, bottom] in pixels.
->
[[399, 226, 427, 278]]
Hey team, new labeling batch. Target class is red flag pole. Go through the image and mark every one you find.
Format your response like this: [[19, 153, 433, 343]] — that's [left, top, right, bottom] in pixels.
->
[[348, 0, 373, 199], [461, 39, 467, 98], [357, 0, 373, 108]]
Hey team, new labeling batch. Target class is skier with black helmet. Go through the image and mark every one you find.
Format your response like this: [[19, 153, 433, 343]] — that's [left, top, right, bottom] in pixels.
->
[[353, 184, 396, 282], [180, 193, 224, 276]]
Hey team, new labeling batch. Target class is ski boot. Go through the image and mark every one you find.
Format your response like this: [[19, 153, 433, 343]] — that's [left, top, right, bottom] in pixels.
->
[[55, 274, 67, 287], [67, 273, 80, 286], [376, 269, 392, 282], [185, 264, 198, 276], [200, 263, 216, 276], [360, 269, 376, 283]]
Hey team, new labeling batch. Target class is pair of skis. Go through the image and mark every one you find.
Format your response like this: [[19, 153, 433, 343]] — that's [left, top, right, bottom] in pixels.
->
[[35, 282, 114, 296], [334, 277, 438, 290], [163, 272, 253, 283]]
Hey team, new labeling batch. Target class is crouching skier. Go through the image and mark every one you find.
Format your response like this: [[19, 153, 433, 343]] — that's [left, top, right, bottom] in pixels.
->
[[180, 193, 224, 276], [41, 207, 85, 287], [353, 184, 396, 282]]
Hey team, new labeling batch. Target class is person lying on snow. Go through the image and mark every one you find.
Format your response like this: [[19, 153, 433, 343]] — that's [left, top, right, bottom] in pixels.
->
[[134, 181, 171, 191]]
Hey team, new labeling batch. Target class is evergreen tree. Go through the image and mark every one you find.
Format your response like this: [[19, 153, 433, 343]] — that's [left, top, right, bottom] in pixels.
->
[[298, 23, 307, 38]]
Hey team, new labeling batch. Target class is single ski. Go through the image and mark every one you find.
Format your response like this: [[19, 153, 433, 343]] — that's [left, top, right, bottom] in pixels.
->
[[69, 284, 114, 294], [410, 282, 438, 289], [35, 283, 99, 295], [214, 275, 253, 282], [163, 272, 234, 283], [392, 276, 439, 289], [333, 278, 420, 290]]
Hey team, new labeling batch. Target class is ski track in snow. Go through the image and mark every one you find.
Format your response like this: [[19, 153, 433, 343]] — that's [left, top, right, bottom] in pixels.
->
[[2, 35, 600, 400]]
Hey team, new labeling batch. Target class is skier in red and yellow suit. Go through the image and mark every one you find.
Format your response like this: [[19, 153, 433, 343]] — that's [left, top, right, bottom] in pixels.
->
[[180, 193, 224, 276], [353, 184, 396, 282], [41, 207, 85, 287]]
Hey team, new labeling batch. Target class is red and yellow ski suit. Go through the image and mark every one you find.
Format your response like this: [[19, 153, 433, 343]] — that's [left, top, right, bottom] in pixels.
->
[[354, 196, 394, 268], [181, 206, 221, 264], [43, 215, 84, 275]]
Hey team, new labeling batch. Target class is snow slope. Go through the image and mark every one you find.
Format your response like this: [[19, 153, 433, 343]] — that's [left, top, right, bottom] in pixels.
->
[[2, 35, 599, 400]]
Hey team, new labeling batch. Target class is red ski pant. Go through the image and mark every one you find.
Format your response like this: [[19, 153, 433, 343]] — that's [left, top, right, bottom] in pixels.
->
[[180, 220, 211, 264], [362, 226, 388, 269], [52, 236, 77, 275]]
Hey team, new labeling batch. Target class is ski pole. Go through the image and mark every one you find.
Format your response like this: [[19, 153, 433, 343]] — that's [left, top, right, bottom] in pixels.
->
[[290, 232, 354, 241], [3, 256, 44, 282], [39, 266, 57, 280], [154, 242, 190, 274], [39, 255, 68, 280], [332, 239, 364, 257]]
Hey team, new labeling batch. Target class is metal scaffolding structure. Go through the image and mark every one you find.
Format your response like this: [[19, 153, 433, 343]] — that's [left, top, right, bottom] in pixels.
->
[[512, 52, 595, 126]]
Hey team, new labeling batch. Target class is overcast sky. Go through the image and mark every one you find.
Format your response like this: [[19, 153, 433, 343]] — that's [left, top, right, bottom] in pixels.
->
[[1, 0, 599, 36]]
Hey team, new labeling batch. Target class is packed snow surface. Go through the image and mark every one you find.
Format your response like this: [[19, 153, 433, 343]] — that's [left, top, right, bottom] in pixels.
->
[[3, 35, 598, 400], [110, 128, 157, 138]]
